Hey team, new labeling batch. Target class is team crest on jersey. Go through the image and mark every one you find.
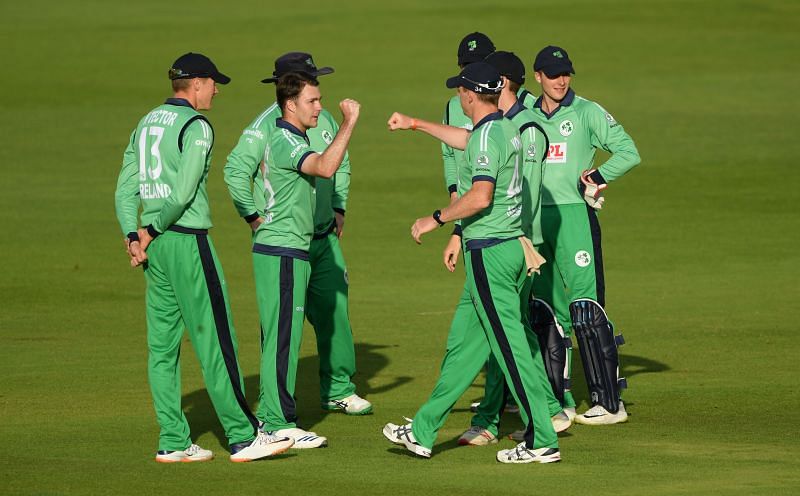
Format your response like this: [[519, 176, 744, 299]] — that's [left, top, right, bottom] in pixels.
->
[[321, 130, 333, 144], [546, 142, 567, 164], [575, 250, 591, 267], [526, 144, 536, 159], [559, 120, 573, 137], [476, 154, 489, 167]]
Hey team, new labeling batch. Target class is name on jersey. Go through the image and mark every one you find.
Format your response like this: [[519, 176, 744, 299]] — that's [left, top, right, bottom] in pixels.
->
[[144, 110, 178, 127], [546, 142, 567, 164], [140, 182, 172, 199]]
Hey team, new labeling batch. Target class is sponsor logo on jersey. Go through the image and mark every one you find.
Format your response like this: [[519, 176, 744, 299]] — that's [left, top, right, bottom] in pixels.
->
[[507, 203, 522, 218], [321, 130, 333, 144], [575, 250, 591, 267], [605, 112, 616, 125], [290, 143, 309, 158], [243, 129, 264, 140], [344, 270, 349, 286], [559, 120, 573, 136], [462, 124, 474, 131], [526, 144, 537, 159], [476, 154, 489, 167], [546, 142, 567, 163]]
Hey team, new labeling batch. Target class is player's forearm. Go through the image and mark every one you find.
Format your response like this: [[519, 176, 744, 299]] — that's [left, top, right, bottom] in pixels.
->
[[315, 120, 356, 178], [415, 119, 469, 150], [598, 138, 641, 182], [115, 159, 141, 235], [223, 157, 259, 218], [439, 184, 492, 222], [442, 142, 458, 194]]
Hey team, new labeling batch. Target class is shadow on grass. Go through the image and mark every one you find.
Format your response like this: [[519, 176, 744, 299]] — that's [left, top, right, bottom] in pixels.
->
[[182, 341, 408, 447]]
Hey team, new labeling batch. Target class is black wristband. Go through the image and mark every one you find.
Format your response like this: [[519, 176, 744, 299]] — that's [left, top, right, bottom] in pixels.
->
[[588, 169, 607, 185], [127, 232, 140, 243], [244, 212, 260, 223], [146, 224, 162, 239], [432, 209, 445, 226], [447, 184, 457, 194], [333, 208, 346, 216], [452, 224, 462, 237]]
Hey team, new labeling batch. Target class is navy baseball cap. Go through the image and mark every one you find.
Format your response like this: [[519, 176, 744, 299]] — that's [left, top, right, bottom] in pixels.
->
[[446, 62, 503, 94], [457, 32, 495, 66], [485, 51, 525, 85], [261, 52, 334, 83], [533, 45, 575, 77], [169, 53, 230, 84]]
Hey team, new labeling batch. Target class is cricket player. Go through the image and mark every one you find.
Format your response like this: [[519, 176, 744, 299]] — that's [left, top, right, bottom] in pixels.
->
[[233, 70, 359, 448], [383, 62, 560, 464], [458, 51, 572, 446], [224, 53, 371, 420], [529, 46, 641, 425], [114, 52, 294, 462]]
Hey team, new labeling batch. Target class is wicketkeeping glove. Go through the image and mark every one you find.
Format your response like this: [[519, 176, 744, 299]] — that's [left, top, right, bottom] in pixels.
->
[[579, 169, 607, 210]]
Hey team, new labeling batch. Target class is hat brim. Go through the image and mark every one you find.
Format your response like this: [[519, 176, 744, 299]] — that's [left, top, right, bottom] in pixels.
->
[[538, 63, 575, 78], [260, 66, 335, 84], [445, 75, 463, 89], [211, 72, 231, 85]]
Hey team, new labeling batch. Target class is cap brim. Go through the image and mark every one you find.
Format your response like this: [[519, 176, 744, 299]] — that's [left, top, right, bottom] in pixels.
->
[[260, 66, 335, 84], [211, 72, 231, 84], [445, 75, 463, 89], [539, 64, 575, 78]]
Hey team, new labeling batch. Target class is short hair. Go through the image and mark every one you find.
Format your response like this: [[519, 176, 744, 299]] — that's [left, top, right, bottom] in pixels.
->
[[506, 80, 521, 94], [171, 78, 193, 92], [277, 72, 319, 111], [476, 92, 500, 105]]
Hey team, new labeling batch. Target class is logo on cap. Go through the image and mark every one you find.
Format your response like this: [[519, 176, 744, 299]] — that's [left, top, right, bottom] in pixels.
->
[[559, 120, 573, 137], [553, 50, 564, 58], [468, 40, 477, 51]]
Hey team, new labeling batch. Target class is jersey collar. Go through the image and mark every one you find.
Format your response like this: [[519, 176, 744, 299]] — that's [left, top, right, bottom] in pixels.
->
[[504, 99, 525, 119], [164, 97, 194, 109], [533, 88, 576, 119], [276, 118, 309, 140], [472, 110, 503, 131]]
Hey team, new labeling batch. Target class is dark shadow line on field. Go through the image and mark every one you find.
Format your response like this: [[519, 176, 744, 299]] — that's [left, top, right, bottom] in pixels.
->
[[181, 342, 407, 447]]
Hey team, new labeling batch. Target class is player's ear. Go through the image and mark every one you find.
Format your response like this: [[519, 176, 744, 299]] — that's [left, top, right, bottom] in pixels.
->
[[534, 71, 542, 84], [286, 98, 296, 114]]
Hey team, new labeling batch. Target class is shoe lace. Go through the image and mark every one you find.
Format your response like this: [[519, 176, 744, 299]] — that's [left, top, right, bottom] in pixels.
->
[[466, 426, 484, 435], [584, 405, 608, 416], [185, 444, 201, 455]]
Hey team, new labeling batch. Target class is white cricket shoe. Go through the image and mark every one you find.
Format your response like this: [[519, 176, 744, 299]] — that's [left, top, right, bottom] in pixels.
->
[[229, 431, 294, 462], [563, 406, 576, 421], [155, 443, 213, 463], [574, 401, 628, 425], [458, 426, 498, 446], [382, 418, 431, 458], [469, 400, 519, 414], [496, 443, 561, 464], [323, 394, 373, 415], [508, 411, 572, 441], [273, 427, 328, 448]]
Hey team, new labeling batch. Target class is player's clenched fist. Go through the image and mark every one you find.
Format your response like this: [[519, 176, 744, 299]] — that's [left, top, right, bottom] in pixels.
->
[[387, 112, 413, 131], [340, 99, 360, 123]]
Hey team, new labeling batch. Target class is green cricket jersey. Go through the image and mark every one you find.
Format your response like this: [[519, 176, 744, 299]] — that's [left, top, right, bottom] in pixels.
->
[[505, 99, 549, 245], [250, 119, 316, 251], [224, 104, 350, 235], [115, 98, 214, 235], [461, 112, 525, 247], [442, 86, 537, 196], [530, 89, 640, 206]]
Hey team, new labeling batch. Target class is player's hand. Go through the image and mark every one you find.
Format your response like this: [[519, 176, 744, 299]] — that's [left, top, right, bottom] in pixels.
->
[[443, 234, 461, 272], [411, 215, 439, 244], [340, 99, 360, 124], [249, 217, 265, 232], [387, 112, 413, 131], [334, 211, 345, 239], [128, 240, 147, 267], [136, 228, 154, 264], [579, 169, 607, 210]]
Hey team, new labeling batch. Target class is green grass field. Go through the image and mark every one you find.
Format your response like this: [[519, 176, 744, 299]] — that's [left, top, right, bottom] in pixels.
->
[[2, 0, 799, 494]]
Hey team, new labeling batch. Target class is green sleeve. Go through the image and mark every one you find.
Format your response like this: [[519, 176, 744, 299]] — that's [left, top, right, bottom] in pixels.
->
[[114, 129, 140, 236], [329, 116, 350, 212], [223, 126, 266, 219], [151, 121, 211, 232], [587, 103, 641, 182], [470, 136, 503, 184], [442, 101, 458, 194]]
